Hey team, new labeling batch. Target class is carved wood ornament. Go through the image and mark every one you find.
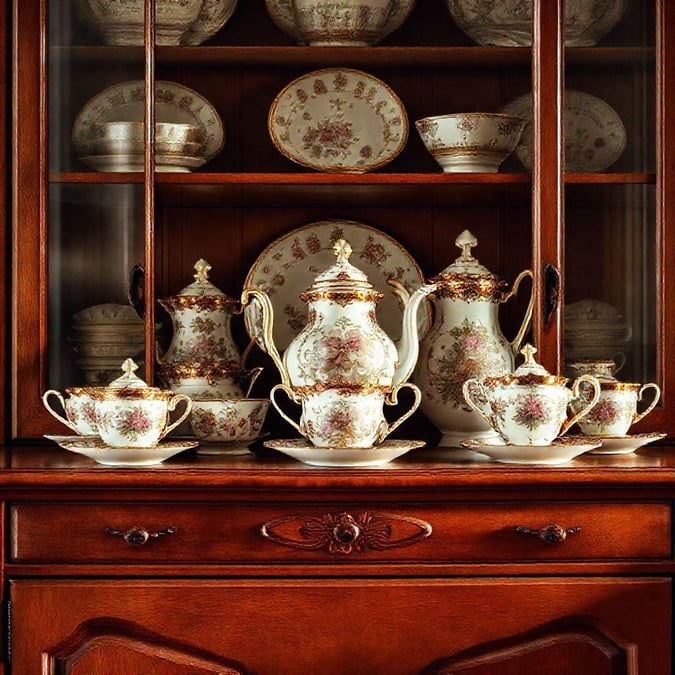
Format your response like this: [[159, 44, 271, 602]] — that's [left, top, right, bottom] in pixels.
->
[[261, 511, 432, 554]]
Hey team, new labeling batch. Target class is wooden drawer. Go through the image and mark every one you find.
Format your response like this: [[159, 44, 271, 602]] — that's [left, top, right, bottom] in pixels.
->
[[10, 500, 672, 564]]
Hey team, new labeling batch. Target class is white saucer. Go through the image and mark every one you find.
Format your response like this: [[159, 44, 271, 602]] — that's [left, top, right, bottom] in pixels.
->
[[460, 437, 602, 465], [569, 432, 666, 455], [196, 434, 268, 456], [58, 438, 198, 466], [264, 439, 425, 467]]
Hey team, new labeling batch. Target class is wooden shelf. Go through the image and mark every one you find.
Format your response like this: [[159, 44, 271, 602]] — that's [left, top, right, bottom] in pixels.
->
[[49, 45, 654, 69]]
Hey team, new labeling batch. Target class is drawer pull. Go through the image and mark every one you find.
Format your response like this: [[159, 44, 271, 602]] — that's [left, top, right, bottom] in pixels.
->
[[514, 523, 581, 545], [261, 511, 432, 555], [105, 526, 177, 547]]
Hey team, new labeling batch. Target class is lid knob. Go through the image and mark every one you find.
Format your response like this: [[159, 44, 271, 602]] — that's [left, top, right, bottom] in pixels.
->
[[333, 239, 353, 264], [194, 258, 212, 284], [455, 229, 478, 261], [520, 343, 538, 367]]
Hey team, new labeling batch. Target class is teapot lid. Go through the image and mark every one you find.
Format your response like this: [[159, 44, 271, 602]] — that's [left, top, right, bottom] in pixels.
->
[[176, 259, 226, 297], [107, 358, 149, 389], [432, 230, 506, 301], [161, 259, 238, 310], [303, 239, 382, 299], [509, 344, 568, 385]]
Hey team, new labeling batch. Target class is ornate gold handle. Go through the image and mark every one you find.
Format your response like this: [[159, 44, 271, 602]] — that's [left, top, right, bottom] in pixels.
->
[[105, 526, 177, 547], [261, 511, 432, 555], [514, 523, 581, 545]]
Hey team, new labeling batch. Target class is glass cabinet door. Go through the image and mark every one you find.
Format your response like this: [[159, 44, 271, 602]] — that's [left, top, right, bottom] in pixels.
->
[[563, 0, 664, 430]]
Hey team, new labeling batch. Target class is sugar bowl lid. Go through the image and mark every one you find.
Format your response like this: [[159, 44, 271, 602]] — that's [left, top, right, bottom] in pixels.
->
[[432, 230, 507, 301], [108, 358, 149, 389], [509, 344, 568, 385], [301, 239, 382, 299]]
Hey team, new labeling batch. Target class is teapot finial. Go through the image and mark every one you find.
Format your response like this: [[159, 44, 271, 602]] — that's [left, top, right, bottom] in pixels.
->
[[333, 239, 353, 263], [194, 258, 212, 284], [520, 343, 538, 366], [121, 358, 139, 377], [455, 230, 478, 261]]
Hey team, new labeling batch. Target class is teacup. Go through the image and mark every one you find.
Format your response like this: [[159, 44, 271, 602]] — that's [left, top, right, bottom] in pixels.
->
[[462, 344, 601, 446], [190, 398, 270, 444], [270, 383, 421, 448], [96, 390, 192, 448], [575, 381, 660, 437], [42, 387, 99, 435], [565, 352, 625, 380]]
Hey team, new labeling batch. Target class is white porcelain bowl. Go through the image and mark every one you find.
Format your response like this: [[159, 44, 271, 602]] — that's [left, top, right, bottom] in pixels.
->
[[415, 113, 525, 173], [79, 0, 205, 46], [446, 0, 630, 47], [189, 398, 270, 444]]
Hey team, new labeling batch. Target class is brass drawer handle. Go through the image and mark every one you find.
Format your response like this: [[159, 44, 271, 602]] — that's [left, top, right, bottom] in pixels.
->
[[105, 526, 177, 547], [261, 511, 432, 555], [514, 523, 581, 545]]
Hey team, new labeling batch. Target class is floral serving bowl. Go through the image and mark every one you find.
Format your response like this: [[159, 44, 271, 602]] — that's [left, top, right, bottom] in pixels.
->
[[415, 113, 526, 173], [189, 398, 270, 444]]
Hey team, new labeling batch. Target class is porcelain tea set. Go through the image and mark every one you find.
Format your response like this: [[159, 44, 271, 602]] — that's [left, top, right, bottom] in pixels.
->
[[43, 226, 664, 466]]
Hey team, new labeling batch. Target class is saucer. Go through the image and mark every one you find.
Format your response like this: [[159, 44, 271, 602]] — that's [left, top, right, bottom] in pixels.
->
[[460, 437, 602, 465], [570, 432, 667, 455], [196, 434, 269, 456], [263, 439, 425, 467], [58, 438, 199, 466]]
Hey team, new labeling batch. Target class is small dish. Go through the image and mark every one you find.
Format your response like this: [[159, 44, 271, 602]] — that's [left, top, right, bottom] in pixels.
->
[[77, 154, 207, 173], [569, 432, 666, 456], [460, 436, 602, 465], [196, 434, 269, 456], [501, 90, 626, 172], [263, 439, 425, 467], [269, 68, 408, 173], [58, 438, 198, 466]]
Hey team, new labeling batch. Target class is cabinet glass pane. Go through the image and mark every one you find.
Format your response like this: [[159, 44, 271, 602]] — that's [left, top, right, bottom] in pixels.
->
[[48, 0, 146, 389], [564, 1, 657, 386]]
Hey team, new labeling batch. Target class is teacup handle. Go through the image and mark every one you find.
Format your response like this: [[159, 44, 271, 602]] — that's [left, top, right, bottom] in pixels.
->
[[378, 383, 422, 443], [634, 383, 661, 424], [270, 384, 303, 436], [244, 367, 264, 399], [612, 351, 626, 375], [42, 390, 80, 433], [561, 374, 601, 437], [164, 394, 193, 436]]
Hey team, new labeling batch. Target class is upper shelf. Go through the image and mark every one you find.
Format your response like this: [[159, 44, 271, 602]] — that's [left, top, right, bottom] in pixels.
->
[[49, 46, 655, 69]]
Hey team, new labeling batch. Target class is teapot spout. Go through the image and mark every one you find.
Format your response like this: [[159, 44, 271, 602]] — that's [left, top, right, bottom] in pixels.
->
[[389, 281, 437, 387], [240, 288, 291, 388]]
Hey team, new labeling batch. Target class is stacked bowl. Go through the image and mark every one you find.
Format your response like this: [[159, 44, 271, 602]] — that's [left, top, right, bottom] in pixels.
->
[[70, 304, 145, 385]]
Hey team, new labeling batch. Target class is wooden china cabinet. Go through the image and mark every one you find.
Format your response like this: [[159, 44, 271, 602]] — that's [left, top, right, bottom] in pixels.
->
[[4, 0, 675, 673]]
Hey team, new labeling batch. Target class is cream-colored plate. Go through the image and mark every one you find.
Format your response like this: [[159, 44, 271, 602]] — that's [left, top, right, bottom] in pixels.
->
[[502, 90, 626, 172], [569, 432, 667, 456], [58, 438, 198, 466], [243, 219, 429, 352], [265, 0, 416, 43], [264, 438, 425, 467], [183, 0, 239, 44], [269, 68, 408, 172], [72, 80, 224, 161], [78, 154, 207, 173], [460, 436, 602, 465]]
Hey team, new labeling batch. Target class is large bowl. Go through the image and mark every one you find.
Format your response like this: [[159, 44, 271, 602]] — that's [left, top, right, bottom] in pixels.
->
[[189, 398, 270, 444], [79, 0, 205, 46], [92, 122, 203, 157], [447, 0, 630, 47], [415, 113, 525, 173]]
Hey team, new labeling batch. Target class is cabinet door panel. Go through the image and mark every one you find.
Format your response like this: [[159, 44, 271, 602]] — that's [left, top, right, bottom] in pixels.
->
[[10, 578, 670, 675]]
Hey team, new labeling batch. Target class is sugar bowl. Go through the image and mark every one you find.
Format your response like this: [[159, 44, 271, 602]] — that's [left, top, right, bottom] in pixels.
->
[[463, 344, 601, 446]]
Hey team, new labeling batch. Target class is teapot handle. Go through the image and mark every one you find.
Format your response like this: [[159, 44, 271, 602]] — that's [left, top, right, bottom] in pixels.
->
[[561, 375, 601, 437], [633, 383, 661, 424], [501, 269, 534, 355], [378, 383, 422, 443], [42, 390, 80, 434], [244, 367, 264, 399], [270, 384, 303, 436], [612, 351, 626, 375], [241, 288, 290, 388]]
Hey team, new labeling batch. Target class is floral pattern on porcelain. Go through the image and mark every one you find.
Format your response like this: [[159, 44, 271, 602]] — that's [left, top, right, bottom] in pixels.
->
[[512, 392, 553, 431], [291, 0, 395, 46], [190, 400, 269, 443], [424, 318, 511, 410], [42, 389, 100, 435], [291, 314, 396, 388]]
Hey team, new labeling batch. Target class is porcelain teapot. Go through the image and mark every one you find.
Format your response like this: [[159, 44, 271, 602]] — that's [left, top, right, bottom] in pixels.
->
[[242, 238, 434, 392], [463, 344, 601, 446], [391, 229, 534, 447]]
